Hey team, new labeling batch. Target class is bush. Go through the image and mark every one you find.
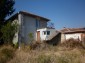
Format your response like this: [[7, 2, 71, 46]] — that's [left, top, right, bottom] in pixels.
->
[[1, 21, 18, 44]]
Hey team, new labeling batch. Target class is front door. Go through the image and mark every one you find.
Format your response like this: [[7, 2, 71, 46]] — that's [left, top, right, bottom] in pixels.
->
[[37, 31, 40, 42]]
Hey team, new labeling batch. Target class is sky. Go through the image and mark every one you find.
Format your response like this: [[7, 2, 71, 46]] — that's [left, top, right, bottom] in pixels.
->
[[14, 0, 85, 30]]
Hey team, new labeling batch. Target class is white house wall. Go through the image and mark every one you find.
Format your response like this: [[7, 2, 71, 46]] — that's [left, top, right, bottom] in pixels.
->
[[61, 34, 66, 42], [45, 29, 57, 40], [37, 28, 47, 41], [65, 33, 81, 41], [37, 28, 57, 41]]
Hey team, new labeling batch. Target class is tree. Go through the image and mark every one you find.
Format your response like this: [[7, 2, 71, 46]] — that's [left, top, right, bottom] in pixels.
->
[[0, 0, 15, 44], [0, 0, 15, 27], [1, 21, 18, 44]]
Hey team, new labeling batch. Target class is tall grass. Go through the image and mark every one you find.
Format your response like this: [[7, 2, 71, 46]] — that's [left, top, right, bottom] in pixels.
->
[[59, 39, 85, 50], [0, 45, 15, 63], [36, 55, 51, 63], [1, 39, 85, 63]]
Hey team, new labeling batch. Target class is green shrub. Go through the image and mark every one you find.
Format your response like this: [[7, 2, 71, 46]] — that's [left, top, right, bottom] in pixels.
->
[[1, 21, 18, 44]]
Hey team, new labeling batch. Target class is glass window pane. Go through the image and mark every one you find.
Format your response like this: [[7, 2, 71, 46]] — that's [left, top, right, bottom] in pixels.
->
[[47, 31, 50, 35], [36, 19, 40, 28]]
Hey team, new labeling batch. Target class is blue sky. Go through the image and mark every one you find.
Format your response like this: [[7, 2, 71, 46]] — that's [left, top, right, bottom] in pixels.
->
[[14, 0, 85, 30]]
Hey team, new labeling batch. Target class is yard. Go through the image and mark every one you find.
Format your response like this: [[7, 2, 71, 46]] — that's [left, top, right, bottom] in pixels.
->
[[0, 39, 85, 63]]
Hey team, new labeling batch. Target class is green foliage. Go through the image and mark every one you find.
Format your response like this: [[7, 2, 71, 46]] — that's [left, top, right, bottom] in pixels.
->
[[28, 33, 34, 44], [0, 0, 15, 44], [1, 21, 18, 44], [0, 0, 15, 22]]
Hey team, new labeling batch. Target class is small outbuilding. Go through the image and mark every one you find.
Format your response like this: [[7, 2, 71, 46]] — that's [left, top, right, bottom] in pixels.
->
[[60, 28, 85, 42], [37, 27, 58, 42]]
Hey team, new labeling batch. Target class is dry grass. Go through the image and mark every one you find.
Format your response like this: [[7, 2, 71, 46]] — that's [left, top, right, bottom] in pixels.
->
[[58, 39, 85, 50], [7, 42, 85, 63], [1, 40, 85, 63], [7, 48, 85, 63], [0, 45, 15, 63]]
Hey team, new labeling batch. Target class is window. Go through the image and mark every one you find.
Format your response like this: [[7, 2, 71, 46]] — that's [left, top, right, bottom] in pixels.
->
[[43, 31, 50, 35], [43, 31, 46, 35], [36, 19, 40, 28], [47, 31, 50, 35]]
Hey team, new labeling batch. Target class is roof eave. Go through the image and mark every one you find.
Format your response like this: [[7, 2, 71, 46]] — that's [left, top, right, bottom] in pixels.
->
[[63, 31, 85, 34], [19, 11, 50, 21]]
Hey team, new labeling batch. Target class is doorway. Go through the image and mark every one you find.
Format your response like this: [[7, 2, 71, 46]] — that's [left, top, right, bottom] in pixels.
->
[[37, 31, 40, 42]]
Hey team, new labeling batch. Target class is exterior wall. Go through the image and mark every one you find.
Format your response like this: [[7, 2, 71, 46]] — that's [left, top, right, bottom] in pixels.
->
[[61, 34, 66, 43], [65, 33, 81, 41], [18, 13, 23, 45], [39, 20, 47, 28], [81, 33, 85, 42], [37, 28, 57, 41], [12, 13, 48, 44], [45, 29, 57, 40], [20, 15, 48, 44], [61, 33, 85, 43], [21, 15, 36, 44]]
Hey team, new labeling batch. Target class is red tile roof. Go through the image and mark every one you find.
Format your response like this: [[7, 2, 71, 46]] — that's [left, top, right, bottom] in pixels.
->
[[60, 28, 85, 34]]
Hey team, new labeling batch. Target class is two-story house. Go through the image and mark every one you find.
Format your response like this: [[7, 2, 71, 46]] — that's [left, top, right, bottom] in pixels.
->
[[7, 11, 50, 45]]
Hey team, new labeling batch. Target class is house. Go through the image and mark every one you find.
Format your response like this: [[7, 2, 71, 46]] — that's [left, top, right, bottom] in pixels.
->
[[60, 28, 85, 43], [7, 11, 50, 45], [37, 27, 58, 42]]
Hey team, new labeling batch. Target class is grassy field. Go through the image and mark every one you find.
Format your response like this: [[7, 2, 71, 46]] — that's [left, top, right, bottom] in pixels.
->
[[0, 39, 85, 63]]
